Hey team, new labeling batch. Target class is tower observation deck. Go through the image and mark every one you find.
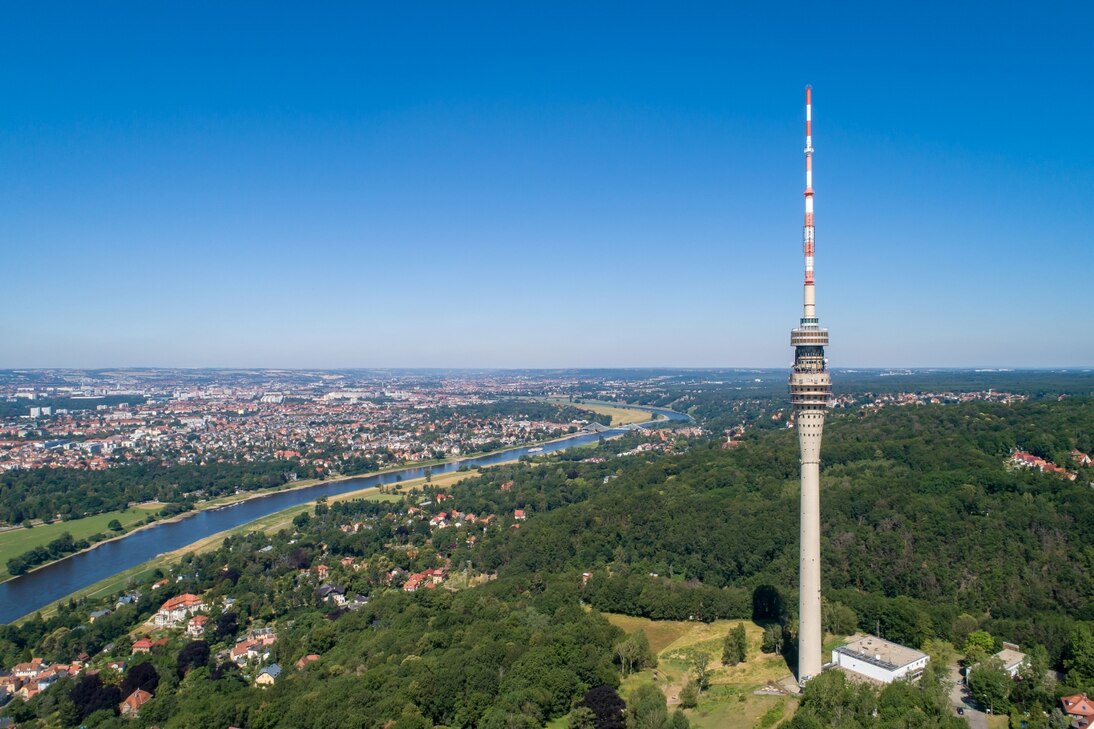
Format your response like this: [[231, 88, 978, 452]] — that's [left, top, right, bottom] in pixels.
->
[[792, 85, 830, 684]]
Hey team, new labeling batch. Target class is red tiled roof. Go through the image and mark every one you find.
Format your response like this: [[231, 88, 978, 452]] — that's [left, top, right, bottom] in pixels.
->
[[120, 688, 153, 713], [159, 593, 203, 612], [1063, 693, 1094, 718]]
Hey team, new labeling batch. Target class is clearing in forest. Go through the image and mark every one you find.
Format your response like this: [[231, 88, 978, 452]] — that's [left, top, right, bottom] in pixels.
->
[[604, 614, 799, 729]]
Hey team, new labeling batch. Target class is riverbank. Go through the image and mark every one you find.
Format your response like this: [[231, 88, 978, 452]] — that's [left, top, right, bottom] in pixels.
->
[[0, 504, 164, 582], [15, 465, 489, 623]]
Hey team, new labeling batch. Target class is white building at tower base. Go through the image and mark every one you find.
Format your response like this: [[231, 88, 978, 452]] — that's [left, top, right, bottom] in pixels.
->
[[831, 634, 929, 684]]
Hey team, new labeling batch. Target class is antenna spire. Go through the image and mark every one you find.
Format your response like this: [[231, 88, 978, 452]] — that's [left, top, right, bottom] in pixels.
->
[[803, 85, 816, 323]]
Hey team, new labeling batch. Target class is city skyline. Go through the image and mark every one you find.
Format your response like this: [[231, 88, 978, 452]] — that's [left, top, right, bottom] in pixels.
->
[[2, 3, 1092, 368]]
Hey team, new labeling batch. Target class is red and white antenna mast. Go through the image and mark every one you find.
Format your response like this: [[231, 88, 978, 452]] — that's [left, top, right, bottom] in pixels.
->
[[803, 84, 816, 322]]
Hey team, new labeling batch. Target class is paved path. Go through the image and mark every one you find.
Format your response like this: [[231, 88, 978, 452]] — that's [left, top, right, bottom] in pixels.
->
[[947, 663, 988, 729]]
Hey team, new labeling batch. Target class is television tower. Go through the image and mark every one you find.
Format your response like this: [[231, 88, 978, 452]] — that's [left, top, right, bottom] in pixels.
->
[[790, 85, 831, 684]]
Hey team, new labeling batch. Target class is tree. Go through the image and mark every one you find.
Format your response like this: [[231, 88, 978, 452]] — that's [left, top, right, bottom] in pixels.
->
[[107, 519, 123, 532], [967, 658, 1011, 715], [177, 639, 210, 678], [577, 684, 625, 729], [215, 611, 239, 639], [922, 638, 958, 667], [1048, 709, 1072, 729], [723, 623, 747, 666], [1064, 623, 1094, 683], [615, 631, 655, 676], [821, 600, 858, 636], [120, 661, 159, 696], [1012, 644, 1051, 712], [952, 614, 980, 647], [626, 684, 668, 729], [752, 585, 784, 622], [569, 707, 597, 729], [964, 630, 995, 656], [693, 652, 710, 692], [679, 680, 699, 709], [69, 673, 122, 722], [762, 624, 784, 655]]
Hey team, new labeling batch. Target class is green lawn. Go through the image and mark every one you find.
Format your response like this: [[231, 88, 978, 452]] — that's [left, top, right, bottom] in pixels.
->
[[0, 504, 162, 581], [603, 614, 802, 729]]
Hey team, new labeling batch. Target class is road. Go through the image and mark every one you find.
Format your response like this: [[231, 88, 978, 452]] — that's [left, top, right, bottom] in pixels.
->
[[948, 663, 988, 729]]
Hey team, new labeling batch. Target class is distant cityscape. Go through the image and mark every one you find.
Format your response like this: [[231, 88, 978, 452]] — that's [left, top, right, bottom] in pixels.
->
[[0, 371, 626, 476], [0, 367, 1049, 482]]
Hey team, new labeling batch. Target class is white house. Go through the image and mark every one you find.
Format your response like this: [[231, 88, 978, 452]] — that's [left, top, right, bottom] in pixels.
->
[[993, 643, 1028, 678], [832, 634, 929, 684], [153, 593, 205, 626]]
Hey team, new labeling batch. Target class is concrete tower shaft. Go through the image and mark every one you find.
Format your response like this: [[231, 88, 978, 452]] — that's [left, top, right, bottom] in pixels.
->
[[790, 85, 830, 685]]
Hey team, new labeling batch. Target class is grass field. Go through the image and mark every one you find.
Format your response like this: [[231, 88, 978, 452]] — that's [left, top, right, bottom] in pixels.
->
[[544, 398, 655, 427], [604, 614, 800, 729], [0, 503, 162, 581]]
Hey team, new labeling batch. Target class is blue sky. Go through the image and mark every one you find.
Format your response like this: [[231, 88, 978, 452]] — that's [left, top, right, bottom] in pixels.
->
[[1, 2, 1091, 368]]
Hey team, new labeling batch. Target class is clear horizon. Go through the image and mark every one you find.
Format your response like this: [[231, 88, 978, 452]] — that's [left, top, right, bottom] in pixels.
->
[[2, 3, 1091, 369]]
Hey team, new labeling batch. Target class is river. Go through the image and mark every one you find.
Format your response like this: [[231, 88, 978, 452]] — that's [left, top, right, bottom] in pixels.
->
[[0, 406, 686, 623]]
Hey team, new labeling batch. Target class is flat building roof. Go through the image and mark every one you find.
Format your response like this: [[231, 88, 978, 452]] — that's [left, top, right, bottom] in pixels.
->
[[993, 648, 1027, 670], [835, 634, 928, 672]]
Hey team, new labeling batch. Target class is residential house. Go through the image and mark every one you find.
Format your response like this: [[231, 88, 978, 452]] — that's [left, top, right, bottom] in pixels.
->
[[11, 659, 43, 680], [115, 592, 140, 608], [255, 664, 282, 687], [154, 593, 205, 626], [131, 639, 154, 655], [317, 584, 347, 605], [0, 674, 21, 696], [1062, 693, 1094, 727], [230, 640, 263, 664], [992, 643, 1028, 678], [119, 688, 153, 716], [187, 615, 209, 638], [231, 631, 276, 665], [295, 654, 320, 670]]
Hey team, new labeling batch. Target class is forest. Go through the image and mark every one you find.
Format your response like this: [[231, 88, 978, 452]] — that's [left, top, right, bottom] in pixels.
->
[[476, 400, 1094, 661], [0, 459, 306, 525]]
